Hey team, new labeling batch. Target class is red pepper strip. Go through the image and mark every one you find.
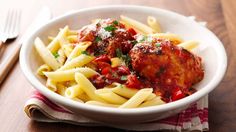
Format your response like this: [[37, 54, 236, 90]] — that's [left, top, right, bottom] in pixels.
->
[[125, 74, 142, 89], [101, 66, 112, 75], [171, 87, 185, 101], [96, 62, 110, 71], [117, 66, 130, 75], [127, 28, 137, 36], [94, 55, 111, 63]]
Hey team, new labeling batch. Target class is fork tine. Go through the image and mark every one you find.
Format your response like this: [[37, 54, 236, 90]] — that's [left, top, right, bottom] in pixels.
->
[[8, 9, 17, 36], [4, 9, 14, 36], [3, 9, 12, 33], [3, 9, 21, 39], [11, 9, 20, 36], [13, 10, 21, 36]]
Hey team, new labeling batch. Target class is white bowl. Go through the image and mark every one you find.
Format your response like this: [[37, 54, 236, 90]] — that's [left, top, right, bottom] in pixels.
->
[[20, 5, 227, 124]]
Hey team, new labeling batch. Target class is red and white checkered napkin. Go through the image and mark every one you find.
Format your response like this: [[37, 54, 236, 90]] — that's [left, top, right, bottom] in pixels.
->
[[24, 91, 208, 132]]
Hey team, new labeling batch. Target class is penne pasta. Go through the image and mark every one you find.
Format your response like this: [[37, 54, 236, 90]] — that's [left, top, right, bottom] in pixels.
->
[[57, 49, 66, 65], [34, 37, 61, 70], [44, 67, 99, 82], [46, 79, 57, 92], [47, 26, 69, 52], [111, 84, 138, 98], [62, 44, 74, 57], [56, 83, 67, 96], [67, 35, 78, 43], [68, 30, 78, 35], [71, 97, 84, 103], [147, 16, 162, 33], [139, 97, 165, 107], [119, 88, 153, 108], [95, 89, 127, 105], [57, 54, 94, 71], [74, 72, 105, 102], [178, 40, 199, 51], [112, 84, 156, 101], [77, 93, 91, 102], [120, 15, 154, 34], [151, 33, 183, 45], [86, 101, 119, 108], [65, 41, 92, 64], [37, 64, 51, 76], [65, 85, 84, 98]]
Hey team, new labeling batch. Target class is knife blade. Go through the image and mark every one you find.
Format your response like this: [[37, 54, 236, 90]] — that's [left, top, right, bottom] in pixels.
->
[[0, 6, 52, 84]]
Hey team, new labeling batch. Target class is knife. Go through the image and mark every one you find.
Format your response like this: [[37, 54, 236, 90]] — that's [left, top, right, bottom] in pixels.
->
[[0, 6, 52, 84]]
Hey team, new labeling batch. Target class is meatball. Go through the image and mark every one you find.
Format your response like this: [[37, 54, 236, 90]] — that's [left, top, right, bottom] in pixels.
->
[[78, 18, 135, 57], [129, 39, 204, 94]]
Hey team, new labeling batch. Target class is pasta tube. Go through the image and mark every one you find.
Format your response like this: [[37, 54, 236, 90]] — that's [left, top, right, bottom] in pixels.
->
[[86, 101, 119, 108], [44, 67, 99, 82], [65, 85, 84, 98], [65, 41, 92, 64], [34, 37, 61, 70], [151, 33, 183, 45], [37, 64, 51, 76], [47, 26, 69, 52], [139, 97, 165, 107], [57, 54, 95, 71], [112, 84, 156, 100], [46, 79, 57, 92], [147, 16, 162, 33], [74, 72, 105, 102], [95, 89, 127, 105], [119, 88, 153, 108], [178, 40, 199, 51], [120, 15, 154, 34]]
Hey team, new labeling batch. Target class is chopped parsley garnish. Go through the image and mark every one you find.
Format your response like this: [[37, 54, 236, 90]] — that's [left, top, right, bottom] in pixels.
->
[[120, 75, 127, 81], [156, 43, 161, 47], [131, 40, 138, 45], [52, 52, 59, 58], [113, 20, 119, 26], [104, 25, 117, 32], [81, 50, 88, 55], [115, 48, 123, 58], [116, 48, 131, 66], [139, 35, 147, 42], [95, 36, 102, 43]]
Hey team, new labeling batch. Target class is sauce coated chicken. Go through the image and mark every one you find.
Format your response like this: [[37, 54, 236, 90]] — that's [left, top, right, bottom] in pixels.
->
[[129, 38, 204, 101], [78, 19, 135, 57]]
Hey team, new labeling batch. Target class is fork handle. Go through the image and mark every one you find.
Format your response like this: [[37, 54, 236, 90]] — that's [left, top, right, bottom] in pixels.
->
[[0, 43, 21, 84]]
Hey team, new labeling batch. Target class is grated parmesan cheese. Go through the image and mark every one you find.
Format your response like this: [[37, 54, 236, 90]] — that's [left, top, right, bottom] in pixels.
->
[[136, 34, 145, 42], [87, 25, 97, 31], [97, 28, 112, 39], [116, 28, 126, 32]]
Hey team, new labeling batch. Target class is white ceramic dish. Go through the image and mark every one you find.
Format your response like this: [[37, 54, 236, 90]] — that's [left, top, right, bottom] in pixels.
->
[[20, 5, 227, 124]]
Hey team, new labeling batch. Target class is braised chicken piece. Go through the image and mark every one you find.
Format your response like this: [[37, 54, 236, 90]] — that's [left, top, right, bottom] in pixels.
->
[[78, 18, 135, 57], [129, 38, 204, 97]]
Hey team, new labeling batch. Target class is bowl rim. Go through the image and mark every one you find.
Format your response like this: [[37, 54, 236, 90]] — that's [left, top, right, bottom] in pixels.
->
[[20, 5, 227, 115]]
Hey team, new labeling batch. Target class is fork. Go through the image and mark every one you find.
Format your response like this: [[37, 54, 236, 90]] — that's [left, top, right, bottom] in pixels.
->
[[0, 9, 21, 49]]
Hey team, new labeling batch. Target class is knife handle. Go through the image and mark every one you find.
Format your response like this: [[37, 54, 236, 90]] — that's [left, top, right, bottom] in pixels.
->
[[0, 41, 3, 50], [0, 43, 21, 84]]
